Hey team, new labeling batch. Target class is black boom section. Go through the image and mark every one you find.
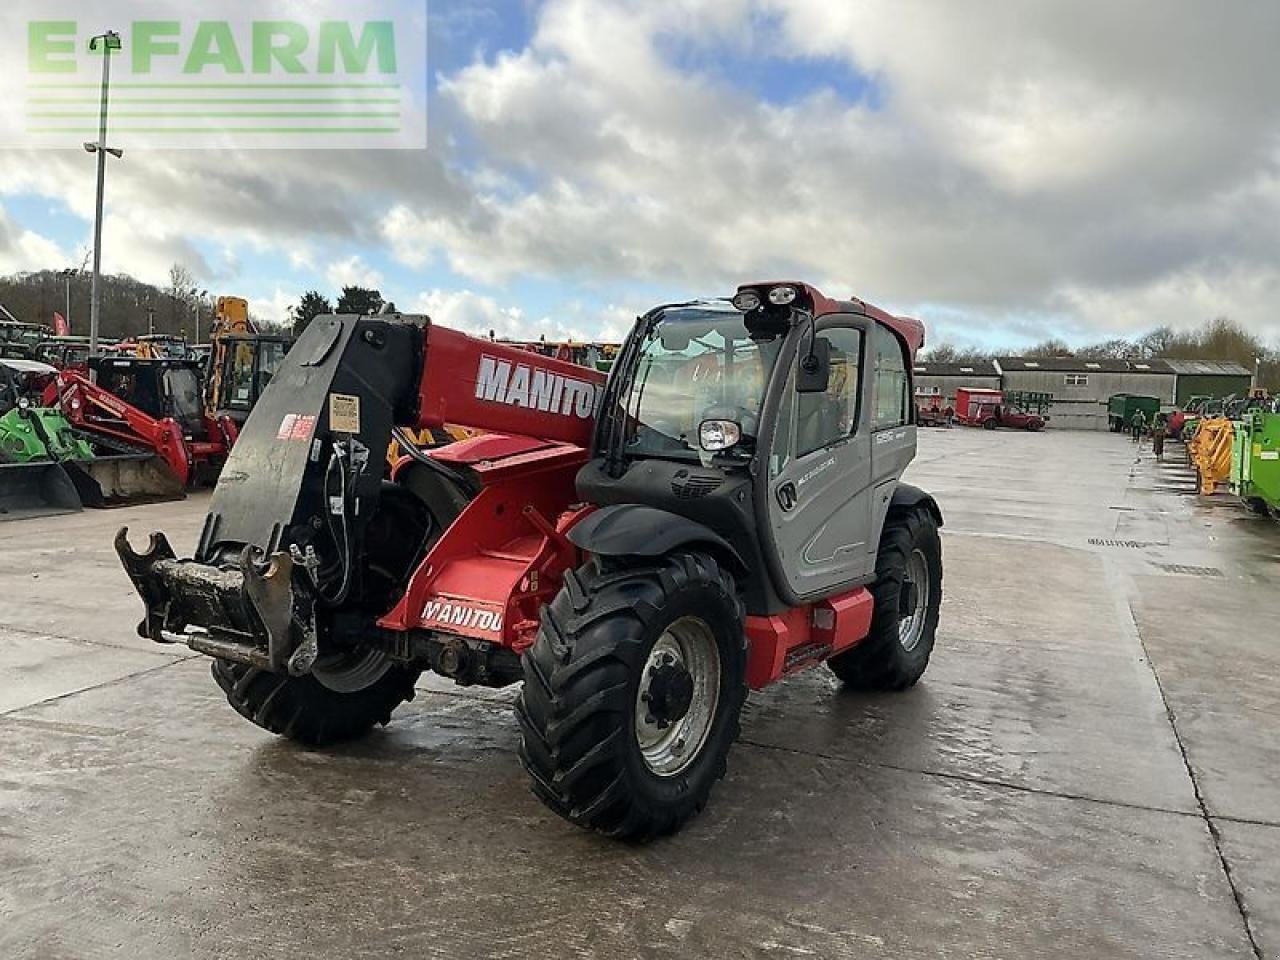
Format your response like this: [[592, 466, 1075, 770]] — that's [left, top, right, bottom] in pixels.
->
[[195, 315, 424, 564]]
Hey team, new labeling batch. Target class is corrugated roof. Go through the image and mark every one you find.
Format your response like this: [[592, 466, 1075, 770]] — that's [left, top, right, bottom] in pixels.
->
[[997, 356, 1138, 373], [1156, 359, 1253, 376], [921, 357, 1252, 377], [912, 360, 1000, 377]]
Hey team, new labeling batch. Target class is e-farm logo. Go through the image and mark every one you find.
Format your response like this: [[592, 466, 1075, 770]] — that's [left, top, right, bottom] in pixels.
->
[[11, 1, 427, 150]]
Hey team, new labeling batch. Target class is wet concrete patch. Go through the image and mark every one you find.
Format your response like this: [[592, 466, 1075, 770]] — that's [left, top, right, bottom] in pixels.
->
[[0, 663, 1255, 960], [0, 430, 1275, 958]]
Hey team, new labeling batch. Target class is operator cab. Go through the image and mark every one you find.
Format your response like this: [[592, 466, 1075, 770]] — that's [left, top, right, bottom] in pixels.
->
[[91, 356, 208, 437], [209, 334, 293, 424], [581, 282, 920, 616]]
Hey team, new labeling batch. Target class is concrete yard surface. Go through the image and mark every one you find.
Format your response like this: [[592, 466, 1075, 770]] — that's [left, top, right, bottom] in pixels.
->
[[1, 430, 1278, 958]]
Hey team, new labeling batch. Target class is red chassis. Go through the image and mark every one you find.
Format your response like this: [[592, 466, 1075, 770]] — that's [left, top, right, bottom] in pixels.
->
[[376, 322, 877, 692]]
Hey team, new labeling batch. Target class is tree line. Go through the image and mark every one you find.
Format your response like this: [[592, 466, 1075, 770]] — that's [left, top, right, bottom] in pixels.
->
[[925, 316, 1279, 392], [290, 286, 385, 336], [0, 264, 284, 341]]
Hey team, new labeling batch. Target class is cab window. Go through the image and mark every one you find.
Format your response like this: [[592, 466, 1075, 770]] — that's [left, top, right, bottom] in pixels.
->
[[872, 323, 910, 431], [771, 326, 863, 475]]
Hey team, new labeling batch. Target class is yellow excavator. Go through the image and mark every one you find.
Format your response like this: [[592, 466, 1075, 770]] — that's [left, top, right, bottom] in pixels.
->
[[203, 297, 295, 431]]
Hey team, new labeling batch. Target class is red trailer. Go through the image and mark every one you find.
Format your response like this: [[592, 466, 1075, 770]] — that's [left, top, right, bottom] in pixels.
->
[[915, 389, 954, 427]]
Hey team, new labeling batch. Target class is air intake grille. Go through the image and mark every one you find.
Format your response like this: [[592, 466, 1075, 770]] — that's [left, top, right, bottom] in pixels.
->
[[671, 473, 723, 500]]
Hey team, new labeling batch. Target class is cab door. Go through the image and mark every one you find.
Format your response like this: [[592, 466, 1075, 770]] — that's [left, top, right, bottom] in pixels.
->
[[867, 322, 917, 546], [762, 318, 877, 600]]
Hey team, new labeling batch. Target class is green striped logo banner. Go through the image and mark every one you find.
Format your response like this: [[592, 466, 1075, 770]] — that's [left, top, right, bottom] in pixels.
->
[[15, 1, 428, 150]]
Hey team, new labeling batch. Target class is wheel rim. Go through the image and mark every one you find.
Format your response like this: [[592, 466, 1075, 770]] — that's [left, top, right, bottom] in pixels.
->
[[634, 617, 721, 778], [898, 549, 930, 653], [312, 648, 394, 693]]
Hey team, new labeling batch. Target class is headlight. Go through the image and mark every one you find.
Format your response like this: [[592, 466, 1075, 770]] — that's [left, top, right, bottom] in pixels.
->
[[699, 419, 742, 451], [732, 290, 761, 312], [768, 285, 797, 306]]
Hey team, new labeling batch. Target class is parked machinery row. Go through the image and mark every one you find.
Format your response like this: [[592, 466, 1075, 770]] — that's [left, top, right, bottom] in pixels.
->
[[1184, 392, 1279, 516], [0, 298, 295, 519]]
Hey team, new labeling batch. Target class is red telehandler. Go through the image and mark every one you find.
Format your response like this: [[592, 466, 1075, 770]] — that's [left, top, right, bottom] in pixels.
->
[[117, 283, 943, 839]]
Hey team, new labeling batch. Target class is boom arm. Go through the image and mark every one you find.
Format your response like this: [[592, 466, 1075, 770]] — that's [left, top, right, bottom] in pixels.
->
[[415, 324, 607, 443]]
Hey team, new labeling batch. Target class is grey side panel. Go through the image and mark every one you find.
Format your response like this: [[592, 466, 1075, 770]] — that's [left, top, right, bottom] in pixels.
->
[[870, 424, 916, 546]]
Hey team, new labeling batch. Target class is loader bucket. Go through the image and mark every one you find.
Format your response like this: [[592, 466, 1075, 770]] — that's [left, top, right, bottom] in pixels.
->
[[64, 454, 185, 508], [0, 460, 82, 520]]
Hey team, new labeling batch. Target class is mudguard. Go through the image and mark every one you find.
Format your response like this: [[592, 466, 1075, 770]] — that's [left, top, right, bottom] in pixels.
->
[[567, 504, 747, 574], [890, 482, 944, 528]]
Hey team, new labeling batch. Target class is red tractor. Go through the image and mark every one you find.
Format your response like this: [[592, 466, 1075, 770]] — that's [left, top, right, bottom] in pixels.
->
[[117, 282, 944, 839]]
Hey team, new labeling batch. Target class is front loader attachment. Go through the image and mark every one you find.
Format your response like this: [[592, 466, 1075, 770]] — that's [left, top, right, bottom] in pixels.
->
[[0, 460, 82, 520], [116, 314, 425, 670], [0, 406, 83, 519], [65, 454, 186, 508]]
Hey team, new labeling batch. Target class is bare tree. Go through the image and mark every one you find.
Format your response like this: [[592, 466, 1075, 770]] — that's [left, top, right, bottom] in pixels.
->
[[166, 263, 198, 331]]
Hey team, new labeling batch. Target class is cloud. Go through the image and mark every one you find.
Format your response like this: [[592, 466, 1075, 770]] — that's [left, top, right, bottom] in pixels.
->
[[0, 205, 66, 273], [410, 287, 621, 342], [1, 0, 1278, 346], [248, 287, 298, 328], [325, 255, 384, 291], [427, 0, 1280, 339]]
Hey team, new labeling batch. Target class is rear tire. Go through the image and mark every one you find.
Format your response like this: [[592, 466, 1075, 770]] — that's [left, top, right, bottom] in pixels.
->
[[828, 506, 942, 691], [211, 659, 420, 747], [515, 552, 748, 840]]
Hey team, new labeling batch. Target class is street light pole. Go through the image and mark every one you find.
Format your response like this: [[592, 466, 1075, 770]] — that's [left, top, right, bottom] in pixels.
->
[[195, 290, 208, 346], [58, 268, 75, 331], [86, 30, 123, 361]]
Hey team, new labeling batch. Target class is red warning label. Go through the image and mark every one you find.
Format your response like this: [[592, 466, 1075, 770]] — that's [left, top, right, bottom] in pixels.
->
[[277, 414, 318, 441]]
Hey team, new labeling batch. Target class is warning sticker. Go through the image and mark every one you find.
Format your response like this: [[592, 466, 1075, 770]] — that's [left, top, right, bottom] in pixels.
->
[[277, 414, 318, 442], [329, 393, 361, 434]]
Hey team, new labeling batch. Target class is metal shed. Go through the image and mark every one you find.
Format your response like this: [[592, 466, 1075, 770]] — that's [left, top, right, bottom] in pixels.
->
[[1158, 360, 1253, 406], [912, 360, 1001, 407], [996, 357, 1176, 431]]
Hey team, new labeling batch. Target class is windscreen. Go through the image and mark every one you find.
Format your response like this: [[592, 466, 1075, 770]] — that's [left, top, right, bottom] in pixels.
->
[[164, 368, 204, 426], [620, 307, 784, 461]]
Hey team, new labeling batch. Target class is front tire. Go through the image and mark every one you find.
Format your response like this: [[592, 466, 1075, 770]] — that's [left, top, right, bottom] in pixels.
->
[[211, 658, 420, 747], [828, 506, 942, 690], [515, 552, 747, 840]]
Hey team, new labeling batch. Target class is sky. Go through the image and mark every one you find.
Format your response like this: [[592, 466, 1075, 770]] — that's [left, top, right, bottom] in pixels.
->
[[1, 0, 1278, 353]]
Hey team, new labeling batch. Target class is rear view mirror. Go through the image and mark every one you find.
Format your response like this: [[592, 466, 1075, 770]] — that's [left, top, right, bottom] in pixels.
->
[[659, 329, 691, 352], [796, 337, 832, 393]]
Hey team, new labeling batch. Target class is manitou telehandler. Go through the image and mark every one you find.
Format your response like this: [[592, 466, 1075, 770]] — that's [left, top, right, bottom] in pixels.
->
[[117, 282, 943, 839]]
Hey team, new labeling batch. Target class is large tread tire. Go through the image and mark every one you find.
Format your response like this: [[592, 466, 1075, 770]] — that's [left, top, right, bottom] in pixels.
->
[[211, 659, 420, 748], [828, 506, 942, 691], [515, 552, 747, 841]]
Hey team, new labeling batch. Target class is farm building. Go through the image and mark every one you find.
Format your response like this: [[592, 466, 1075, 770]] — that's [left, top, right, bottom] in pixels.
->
[[912, 360, 1001, 406], [996, 357, 1175, 431], [912, 354, 1257, 430], [1158, 359, 1253, 406]]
